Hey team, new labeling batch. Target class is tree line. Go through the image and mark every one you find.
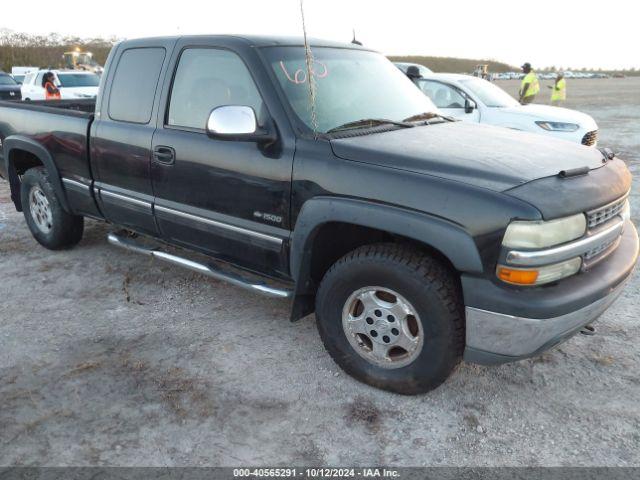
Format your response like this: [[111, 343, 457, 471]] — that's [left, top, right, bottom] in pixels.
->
[[0, 30, 116, 72], [1, 30, 637, 76]]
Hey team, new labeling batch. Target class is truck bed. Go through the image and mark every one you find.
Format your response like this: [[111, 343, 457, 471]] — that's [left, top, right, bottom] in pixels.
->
[[0, 99, 95, 182], [0, 98, 96, 114]]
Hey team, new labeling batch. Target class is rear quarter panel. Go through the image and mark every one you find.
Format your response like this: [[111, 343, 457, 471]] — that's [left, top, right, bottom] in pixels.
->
[[0, 102, 93, 182]]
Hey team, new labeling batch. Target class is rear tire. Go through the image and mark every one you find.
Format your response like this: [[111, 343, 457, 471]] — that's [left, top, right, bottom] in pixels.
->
[[20, 167, 84, 250], [315, 243, 464, 395]]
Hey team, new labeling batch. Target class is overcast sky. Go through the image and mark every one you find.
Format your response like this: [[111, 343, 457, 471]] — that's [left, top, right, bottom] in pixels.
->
[[3, 0, 638, 69]]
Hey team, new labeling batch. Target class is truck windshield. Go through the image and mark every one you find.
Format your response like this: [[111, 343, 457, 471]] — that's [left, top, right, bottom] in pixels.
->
[[57, 73, 100, 88], [264, 47, 438, 133], [0, 75, 18, 86], [459, 77, 519, 108]]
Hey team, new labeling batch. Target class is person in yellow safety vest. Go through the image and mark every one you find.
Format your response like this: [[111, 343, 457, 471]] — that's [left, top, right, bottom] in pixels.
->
[[548, 72, 567, 106], [518, 62, 539, 105]]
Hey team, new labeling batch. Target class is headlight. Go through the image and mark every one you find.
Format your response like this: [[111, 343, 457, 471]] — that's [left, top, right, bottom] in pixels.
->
[[502, 213, 587, 249], [535, 121, 580, 132]]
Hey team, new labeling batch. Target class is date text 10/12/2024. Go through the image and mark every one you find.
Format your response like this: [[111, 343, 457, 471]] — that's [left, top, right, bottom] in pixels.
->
[[233, 468, 400, 478]]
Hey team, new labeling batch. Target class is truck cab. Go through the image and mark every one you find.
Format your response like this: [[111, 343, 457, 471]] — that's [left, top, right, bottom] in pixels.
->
[[0, 36, 637, 394]]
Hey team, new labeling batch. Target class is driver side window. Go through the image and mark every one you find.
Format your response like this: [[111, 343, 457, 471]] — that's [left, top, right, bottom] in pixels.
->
[[167, 48, 264, 130], [419, 81, 466, 109]]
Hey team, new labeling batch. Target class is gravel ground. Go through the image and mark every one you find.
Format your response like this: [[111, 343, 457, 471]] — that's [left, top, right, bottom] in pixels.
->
[[0, 78, 639, 467]]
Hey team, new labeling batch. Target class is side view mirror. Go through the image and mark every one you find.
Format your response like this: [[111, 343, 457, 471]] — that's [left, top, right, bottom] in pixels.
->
[[464, 98, 477, 114], [206, 105, 276, 143]]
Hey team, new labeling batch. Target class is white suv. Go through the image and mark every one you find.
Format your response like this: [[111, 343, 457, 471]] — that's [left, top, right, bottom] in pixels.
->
[[21, 70, 100, 101], [412, 73, 598, 146]]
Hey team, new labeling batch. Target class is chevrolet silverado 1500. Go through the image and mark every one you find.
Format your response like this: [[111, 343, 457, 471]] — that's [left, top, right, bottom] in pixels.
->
[[0, 35, 637, 394]]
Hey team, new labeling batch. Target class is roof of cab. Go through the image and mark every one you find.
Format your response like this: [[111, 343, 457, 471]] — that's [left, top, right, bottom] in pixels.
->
[[120, 34, 372, 50]]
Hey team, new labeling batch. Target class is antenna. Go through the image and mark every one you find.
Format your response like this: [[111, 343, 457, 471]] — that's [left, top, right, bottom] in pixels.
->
[[299, 0, 318, 136], [351, 29, 363, 46]]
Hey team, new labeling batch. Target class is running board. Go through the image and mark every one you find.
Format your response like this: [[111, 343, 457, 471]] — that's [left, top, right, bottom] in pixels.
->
[[107, 232, 293, 299]]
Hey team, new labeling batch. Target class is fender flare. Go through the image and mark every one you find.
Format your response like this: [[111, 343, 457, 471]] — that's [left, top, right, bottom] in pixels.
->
[[4, 136, 70, 213], [288, 196, 484, 320]]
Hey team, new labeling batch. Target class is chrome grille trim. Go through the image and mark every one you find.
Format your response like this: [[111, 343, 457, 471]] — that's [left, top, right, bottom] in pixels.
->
[[587, 195, 628, 229], [584, 237, 619, 260], [506, 217, 624, 267]]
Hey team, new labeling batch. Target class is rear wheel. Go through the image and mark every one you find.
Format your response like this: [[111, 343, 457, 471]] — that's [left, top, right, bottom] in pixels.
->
[[20, 167, 84, 250], [315, 243, 464, 394]]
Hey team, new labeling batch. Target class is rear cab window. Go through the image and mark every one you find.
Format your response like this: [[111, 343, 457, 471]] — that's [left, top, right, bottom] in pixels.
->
[[57, 73, 100, 88], [108, 47, 166, 124]]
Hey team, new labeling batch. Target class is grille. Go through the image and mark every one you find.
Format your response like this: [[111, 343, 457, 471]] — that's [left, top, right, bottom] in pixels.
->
[[0, 90, 21, 100], [581, 130, 598, 146], [584, 237, 619, 260], [587, 197, 627, 229]]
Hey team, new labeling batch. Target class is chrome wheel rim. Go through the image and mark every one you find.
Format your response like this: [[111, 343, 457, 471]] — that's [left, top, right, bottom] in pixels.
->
[[342, 286, 424, 369], [29, 186, 53, 234]]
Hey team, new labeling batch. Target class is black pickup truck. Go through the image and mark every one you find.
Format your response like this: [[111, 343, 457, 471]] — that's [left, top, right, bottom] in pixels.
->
[[0, 35, 637, 394], [0, 72, 22, 101]]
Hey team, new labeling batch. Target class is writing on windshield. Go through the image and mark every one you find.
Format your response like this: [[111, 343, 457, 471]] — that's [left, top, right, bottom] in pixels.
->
[[279, 60, 329, 84]]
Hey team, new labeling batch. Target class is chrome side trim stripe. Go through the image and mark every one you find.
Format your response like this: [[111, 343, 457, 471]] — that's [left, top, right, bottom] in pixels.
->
[[62, 177, 90, 191], [100, 189, 152, 208], [70, 182, 283, 246], [506, 217, 625, 267], [154, 204, 283, 246]]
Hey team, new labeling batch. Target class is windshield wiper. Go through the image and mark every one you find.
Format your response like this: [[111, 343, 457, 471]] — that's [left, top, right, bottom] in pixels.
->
[[327, 118, 414, 134], [403, 112, 456, 123]]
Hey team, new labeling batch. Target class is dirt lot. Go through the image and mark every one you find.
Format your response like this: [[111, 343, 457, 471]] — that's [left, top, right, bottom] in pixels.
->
[[1, 78, 639, 467]]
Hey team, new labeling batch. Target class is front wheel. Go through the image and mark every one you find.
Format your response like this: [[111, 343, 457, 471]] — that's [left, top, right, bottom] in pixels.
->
[[20, 167, 84, 250], [315, 244, 464, 394]]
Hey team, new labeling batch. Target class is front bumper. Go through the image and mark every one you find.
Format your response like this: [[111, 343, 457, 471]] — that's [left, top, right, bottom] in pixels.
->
[[463, 221, 638, 365]]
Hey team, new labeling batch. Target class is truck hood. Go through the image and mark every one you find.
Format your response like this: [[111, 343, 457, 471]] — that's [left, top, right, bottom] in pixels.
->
[[330, 121, 605, 192], [499, 104, 598, 130], [0, 85, 21, 93]]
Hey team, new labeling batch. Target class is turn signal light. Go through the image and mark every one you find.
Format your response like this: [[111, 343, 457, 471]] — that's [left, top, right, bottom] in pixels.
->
[[496, 257, 582, 286], [496, 267, 539, 285]]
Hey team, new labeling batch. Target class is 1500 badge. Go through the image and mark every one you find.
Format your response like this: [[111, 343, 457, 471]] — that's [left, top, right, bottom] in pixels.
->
[[253, 211, 283, 224]]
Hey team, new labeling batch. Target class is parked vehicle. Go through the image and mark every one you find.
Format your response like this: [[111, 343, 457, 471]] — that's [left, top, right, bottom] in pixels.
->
[[20, 70, 100, 101], [63, 50, 104, 74], [11, 66, 38, 85], [472, 64, 489, 79], [0, 72, 22, 101], [411, 73, 599, 145], [0, 36, 637, 394], [394, 62, 433, 77], [10, 75, 25, 85]]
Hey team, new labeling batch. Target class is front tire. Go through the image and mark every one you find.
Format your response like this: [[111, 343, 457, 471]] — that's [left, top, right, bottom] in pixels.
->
[[315, 244, 464, 394], [20, 167, 84, 250]]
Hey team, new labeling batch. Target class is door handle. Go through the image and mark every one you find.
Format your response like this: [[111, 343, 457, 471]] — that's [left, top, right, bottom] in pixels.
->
[[153, 146, 175, 165]]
